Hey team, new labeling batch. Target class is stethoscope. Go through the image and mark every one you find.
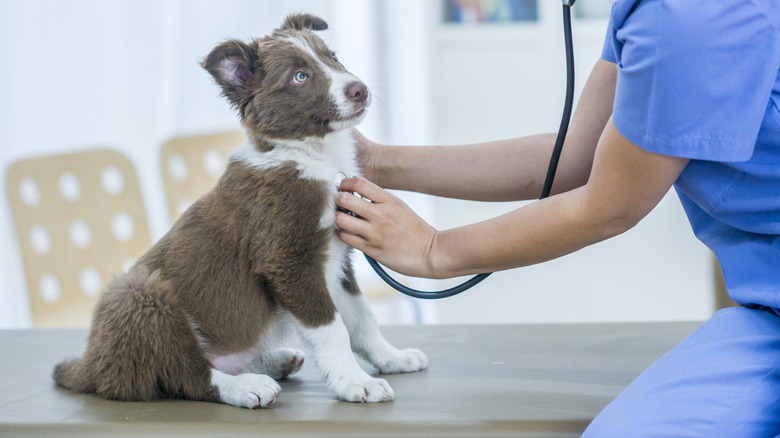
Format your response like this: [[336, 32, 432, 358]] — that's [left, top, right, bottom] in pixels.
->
[[365, 0, 578, 299]]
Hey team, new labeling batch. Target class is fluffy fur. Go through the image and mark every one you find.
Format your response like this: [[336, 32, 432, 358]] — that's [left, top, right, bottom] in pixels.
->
[[53, 13, 427, 408]]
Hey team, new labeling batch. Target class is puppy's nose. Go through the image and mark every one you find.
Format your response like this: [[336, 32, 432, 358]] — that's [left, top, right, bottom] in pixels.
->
[[345, 81, 368, 103]]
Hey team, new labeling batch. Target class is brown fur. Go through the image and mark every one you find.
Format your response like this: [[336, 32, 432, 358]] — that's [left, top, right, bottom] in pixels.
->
[[281, 13, 328, 32], [53, 268, 220, 402], [140, 161, 338, 335], [53, 152, 340, 401]]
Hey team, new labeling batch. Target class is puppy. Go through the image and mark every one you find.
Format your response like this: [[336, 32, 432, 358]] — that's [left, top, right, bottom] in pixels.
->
[[53, 13, 427, 408]]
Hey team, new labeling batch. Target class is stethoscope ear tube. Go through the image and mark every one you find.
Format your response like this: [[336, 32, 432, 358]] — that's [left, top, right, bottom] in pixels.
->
[[366, 3, 576, 299], [541, 2, 575, 200]]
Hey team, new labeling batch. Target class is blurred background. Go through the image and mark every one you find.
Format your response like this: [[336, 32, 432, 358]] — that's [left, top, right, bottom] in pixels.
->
[[0, 0, 716, 328]]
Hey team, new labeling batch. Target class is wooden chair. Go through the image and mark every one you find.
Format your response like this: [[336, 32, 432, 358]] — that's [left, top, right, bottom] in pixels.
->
[[159, 130, 245, 222], [6, 149, 151, 327]]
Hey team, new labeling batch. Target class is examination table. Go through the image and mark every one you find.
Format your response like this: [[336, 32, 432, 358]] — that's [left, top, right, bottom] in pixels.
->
[[0, 323, 700, 437]]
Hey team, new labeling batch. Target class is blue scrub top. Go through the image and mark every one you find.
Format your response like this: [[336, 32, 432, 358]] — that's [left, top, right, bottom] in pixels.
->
[[601, 0, 780, 309]]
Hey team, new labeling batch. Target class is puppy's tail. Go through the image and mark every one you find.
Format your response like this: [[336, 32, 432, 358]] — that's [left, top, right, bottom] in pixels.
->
[[53, 357, 91, 393], [50, 267, 163, 397], [52, 266, 218, 402]]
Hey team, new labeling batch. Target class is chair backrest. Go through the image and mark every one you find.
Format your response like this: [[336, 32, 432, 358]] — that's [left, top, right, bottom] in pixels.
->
[[160, 130, 245, 222], [6, 149, 151, 327]]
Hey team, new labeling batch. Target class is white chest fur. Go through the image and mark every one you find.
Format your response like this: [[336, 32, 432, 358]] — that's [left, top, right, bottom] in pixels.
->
[[234, 129, 357, 184]]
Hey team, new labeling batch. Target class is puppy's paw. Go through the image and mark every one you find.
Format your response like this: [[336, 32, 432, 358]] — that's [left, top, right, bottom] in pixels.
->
[[266, 348, 305, 380], [375, 348, 428, 374], [334, 376, 395, 403], [212, 371, 281, 409]]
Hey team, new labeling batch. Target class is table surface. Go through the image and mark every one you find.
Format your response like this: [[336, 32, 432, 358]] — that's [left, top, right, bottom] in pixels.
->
[[0, 323, 701, 437]]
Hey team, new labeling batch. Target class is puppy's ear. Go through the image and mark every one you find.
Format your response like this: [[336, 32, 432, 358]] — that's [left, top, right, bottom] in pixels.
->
[[282, 13, 328, 31], [202, 39, 259, 105]]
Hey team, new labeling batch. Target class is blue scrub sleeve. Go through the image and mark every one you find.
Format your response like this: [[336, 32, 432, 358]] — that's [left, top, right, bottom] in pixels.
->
[[601, 0, 780, 162]]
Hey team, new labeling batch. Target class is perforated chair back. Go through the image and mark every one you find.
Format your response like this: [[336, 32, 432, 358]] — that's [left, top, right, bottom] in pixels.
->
[[6, 149, 151, 327], [160, 130, 245, 222]]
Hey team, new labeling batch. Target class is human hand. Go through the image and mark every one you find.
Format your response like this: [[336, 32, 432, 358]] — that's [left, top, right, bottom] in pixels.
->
[[335, 177, 439, 278]]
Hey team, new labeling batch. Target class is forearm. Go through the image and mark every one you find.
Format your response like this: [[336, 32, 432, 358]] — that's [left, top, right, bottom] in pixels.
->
[[372, 60, 617, 202], [429, 188, 614, 277], [374, 134, 557, 202], [428, 121, 689, 279]]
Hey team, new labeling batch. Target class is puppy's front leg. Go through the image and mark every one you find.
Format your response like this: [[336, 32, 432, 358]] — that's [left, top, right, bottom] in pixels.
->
[[335, 264, 428, 374], [297, 316, 395, 402], [269, 265, 394, 402]]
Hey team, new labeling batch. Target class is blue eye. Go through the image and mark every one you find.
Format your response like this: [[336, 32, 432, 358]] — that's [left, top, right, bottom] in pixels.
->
[[293, 71, 308, 83], [332, 54, 340, 63]]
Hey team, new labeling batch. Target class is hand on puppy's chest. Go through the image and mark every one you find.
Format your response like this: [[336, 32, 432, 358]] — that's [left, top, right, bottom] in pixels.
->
[[333, 171, 349, 190], [334, 171, 367, 218]]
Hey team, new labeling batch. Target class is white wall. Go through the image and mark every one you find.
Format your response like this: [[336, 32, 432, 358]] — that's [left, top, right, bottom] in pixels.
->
[[0, 0, 714, 328]]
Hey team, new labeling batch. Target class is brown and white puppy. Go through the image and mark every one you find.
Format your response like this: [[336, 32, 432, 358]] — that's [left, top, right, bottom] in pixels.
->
[[53, 13, 427, 408]]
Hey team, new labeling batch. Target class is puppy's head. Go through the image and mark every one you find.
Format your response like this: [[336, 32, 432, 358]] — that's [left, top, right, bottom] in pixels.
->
[[202, 13, 371, 141]]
